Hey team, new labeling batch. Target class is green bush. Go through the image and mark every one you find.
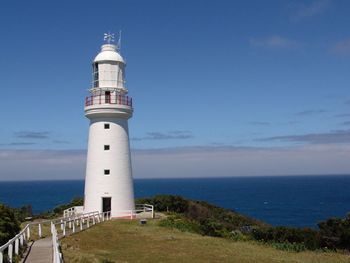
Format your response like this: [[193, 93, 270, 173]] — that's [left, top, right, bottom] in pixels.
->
[[136, 195, 189, 213], [159, 215, 200, 233], [318, 213, 350, 250], [252, 226, 320, 250], [271, 242, 307, 252], [0, 204, 21, 246]]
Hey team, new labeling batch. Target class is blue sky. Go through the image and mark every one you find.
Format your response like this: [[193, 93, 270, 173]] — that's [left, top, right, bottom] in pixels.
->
[[1, 0, 350, 180]]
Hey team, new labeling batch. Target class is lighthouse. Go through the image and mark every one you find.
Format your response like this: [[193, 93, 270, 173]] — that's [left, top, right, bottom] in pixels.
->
[[83, 33, 135, 218]]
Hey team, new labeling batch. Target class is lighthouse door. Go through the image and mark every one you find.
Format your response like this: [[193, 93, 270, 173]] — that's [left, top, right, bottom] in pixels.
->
[[105, 91, 111, 103], [102, 197, 111, 213]]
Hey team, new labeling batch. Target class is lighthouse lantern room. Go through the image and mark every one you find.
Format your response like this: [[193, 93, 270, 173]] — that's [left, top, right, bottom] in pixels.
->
[[83, 33, 135, 218]]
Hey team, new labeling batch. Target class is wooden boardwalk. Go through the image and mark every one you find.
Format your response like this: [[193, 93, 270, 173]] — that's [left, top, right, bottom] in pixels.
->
[[24, 237, 52, 263]]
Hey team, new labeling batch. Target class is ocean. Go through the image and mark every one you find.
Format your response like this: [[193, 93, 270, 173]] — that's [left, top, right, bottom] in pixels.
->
[[0, 175, 349, 228]]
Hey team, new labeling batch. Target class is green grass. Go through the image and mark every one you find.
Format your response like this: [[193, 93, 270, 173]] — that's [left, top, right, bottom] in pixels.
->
[[61, 220, 350, 263]]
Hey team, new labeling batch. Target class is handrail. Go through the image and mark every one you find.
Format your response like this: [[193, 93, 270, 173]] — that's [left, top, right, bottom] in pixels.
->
[[85, 94, 132, 107], [51, 211, 111, 263], [63, 206, 83, 218], [0, 218, 62, 263]]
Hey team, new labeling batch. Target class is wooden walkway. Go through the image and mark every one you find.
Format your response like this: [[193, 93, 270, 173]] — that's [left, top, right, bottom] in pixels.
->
[[23, 237, 52, 263]]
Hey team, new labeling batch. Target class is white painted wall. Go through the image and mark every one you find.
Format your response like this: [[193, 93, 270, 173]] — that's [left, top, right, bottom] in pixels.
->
[[84, 117, 135, 217]]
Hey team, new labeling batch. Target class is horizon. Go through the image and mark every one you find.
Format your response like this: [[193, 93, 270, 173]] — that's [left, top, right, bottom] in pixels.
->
[[1, 0, 350, 180], [1, 173, 350, 182]]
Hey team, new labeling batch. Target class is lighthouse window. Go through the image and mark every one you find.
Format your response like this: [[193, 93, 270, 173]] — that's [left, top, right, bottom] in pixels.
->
[[104, 169, 110, 175], [104, 145, 110, 151], [104, 123, 110, 129], [93, 63, 99, 88]]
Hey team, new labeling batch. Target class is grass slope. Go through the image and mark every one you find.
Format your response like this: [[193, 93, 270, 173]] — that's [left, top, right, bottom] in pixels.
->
[[61, 220, 350, 263]]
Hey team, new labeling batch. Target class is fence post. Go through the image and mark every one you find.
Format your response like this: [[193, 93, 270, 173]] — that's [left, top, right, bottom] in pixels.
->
[[61, 219, 64, 231], [0, 251, 3, 263], [8, 243, 13, 262], [87, 216, 90, 228], [80, 219, 83, 231], [27, 225, 30, 240], [38, 223, 42, 238], [15, 238, 19, 255], [92, 215, 95, 225], [63, 222, 66, 236], [72, 220, 75, 233], [20, 234, 24, 246]]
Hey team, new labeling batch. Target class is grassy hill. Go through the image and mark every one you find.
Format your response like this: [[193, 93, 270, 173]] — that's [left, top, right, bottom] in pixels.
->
[[61, 219, 350, 263]]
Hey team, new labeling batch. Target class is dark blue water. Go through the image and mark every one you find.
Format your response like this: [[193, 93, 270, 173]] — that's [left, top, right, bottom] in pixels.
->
[[0, 175, 349, 228]]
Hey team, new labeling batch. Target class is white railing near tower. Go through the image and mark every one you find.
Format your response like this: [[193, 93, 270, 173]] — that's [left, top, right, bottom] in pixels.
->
[[51, 210, 111, 263], [63, 206, 84, 218], [135, 204, 154, 219], [63, 203, 154, 220]]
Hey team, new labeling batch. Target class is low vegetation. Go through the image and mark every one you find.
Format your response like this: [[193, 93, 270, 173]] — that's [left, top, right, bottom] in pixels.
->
[[2, 195, 350, 263], [0, 204, 21, 246], [61, 220, 350, 263], [138, 195, 350, 253]]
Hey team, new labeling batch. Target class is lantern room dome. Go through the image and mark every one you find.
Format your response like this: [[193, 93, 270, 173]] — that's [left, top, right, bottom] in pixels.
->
[[94, 44, 125, 63]]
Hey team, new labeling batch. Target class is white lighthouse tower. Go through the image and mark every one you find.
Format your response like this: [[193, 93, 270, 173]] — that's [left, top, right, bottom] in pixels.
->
[[83, 33, 135, 218]]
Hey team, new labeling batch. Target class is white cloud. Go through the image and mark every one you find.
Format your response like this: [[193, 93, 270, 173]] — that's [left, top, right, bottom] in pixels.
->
[[1, 145, 350, 181], [250, 36, 299, 49], [331, 38, 350, 55], [291, 0, 331, 21]]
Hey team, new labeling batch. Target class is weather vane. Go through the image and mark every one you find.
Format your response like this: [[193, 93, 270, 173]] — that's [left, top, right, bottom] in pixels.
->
[[103, 32, 115, 44]]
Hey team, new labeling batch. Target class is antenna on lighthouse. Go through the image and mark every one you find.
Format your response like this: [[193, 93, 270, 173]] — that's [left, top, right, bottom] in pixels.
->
[[103, 32, 115, 44], [117, 30, 122, 52]]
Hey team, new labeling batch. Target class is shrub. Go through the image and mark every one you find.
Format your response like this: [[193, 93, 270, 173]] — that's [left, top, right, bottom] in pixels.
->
[[271, 242, 307, 252], [199, 218, 226, 237], [0, 204, 21, 246], [136, 195, 189, 213], [318, 213, 350, 250], [159, 215, 200, 233], [252, 226, 320, 250]]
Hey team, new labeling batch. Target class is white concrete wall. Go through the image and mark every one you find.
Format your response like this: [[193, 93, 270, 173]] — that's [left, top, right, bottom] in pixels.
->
[[84, 117, 135, 217]]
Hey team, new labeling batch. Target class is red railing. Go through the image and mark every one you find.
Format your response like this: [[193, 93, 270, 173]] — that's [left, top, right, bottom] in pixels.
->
[[85, 95, 133, 107]]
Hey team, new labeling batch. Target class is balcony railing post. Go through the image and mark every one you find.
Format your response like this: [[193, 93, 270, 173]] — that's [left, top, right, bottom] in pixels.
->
[[85, 95, 132, 107]]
